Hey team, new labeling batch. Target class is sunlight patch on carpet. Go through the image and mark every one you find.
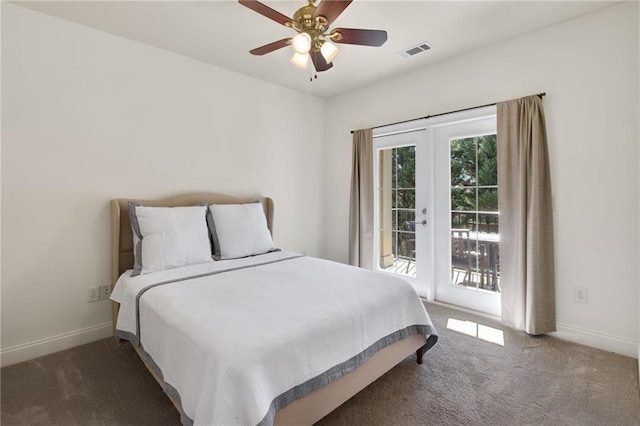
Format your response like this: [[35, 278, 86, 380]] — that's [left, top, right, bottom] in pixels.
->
[[446, 318, 505, 346]]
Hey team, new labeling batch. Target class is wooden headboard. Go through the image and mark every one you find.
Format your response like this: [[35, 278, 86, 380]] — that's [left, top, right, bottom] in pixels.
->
[[110, 193, 274, 334]]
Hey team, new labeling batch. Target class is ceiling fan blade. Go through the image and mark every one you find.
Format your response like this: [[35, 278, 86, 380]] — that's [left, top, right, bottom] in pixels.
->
[[238, 0, 294, 26], [313, 0, 353, 26], [310, 50, 334, 72], [331, 28, 388, 47], [250, 38, 291, 55]]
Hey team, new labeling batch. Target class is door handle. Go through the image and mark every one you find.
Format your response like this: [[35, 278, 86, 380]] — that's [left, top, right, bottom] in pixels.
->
[[418, 219, 427, 225]]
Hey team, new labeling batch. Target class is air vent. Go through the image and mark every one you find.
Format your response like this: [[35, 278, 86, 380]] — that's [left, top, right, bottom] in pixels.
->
[[396, 42, 433, 59]]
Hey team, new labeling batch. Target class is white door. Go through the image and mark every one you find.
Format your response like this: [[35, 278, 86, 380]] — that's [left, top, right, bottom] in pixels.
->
[[432, 117, 501, 317], [373, 108, 501, 317], [373, 130, 431, 297]]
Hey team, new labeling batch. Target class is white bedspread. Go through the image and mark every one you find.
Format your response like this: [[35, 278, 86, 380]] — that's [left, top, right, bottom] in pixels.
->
[[111, 251, 436, 426]]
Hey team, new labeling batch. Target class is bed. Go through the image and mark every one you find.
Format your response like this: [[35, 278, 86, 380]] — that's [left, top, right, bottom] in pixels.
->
[[110, 192, 437, 425]]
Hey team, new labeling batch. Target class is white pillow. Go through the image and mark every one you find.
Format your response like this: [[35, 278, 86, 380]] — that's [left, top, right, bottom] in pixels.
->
[[207, 202, 276, 260], [129, 203, 212, 276]]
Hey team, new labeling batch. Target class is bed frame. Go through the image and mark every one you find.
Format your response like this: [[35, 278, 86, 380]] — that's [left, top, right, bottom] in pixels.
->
[[111, 192, 430, 425]]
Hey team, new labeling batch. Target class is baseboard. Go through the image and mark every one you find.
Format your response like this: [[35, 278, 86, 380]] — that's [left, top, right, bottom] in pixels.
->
[[1, 322, 113, 367], [550, 322, 638, 359], [427, 300, 638, 359], [428, 300, 502, 323]]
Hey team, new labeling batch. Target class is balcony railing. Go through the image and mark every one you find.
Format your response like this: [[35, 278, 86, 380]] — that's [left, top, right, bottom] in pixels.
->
[[380, 225, 501, 293]]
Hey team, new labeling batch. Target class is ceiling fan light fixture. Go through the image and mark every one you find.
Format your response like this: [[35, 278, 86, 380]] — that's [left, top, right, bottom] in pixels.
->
[[239, 0, 388, 73], [290, 52, 309, 69], [320, 40, 339, 63], [291, 32, 312, 54]]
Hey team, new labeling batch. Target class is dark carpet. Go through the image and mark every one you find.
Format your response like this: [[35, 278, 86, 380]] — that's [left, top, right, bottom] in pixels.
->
[[2, 303, 639, 425]]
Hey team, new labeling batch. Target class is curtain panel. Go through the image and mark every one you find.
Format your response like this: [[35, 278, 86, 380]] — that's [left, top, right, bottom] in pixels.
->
[[349, 129, 374, 269], [497, 95, 556, 335]]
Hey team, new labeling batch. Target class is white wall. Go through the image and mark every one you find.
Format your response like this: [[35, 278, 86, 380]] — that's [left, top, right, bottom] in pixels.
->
[[324, 2, 639, 357], [1, 3, 325, 365]]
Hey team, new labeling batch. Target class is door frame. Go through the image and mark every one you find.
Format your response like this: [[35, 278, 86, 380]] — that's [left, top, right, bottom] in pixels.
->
[[372, 105, 499, 315]]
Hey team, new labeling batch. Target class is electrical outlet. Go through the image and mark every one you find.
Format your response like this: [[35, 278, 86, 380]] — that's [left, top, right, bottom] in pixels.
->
[[99, 285, 111, 300], [88, 286, 100, 302], [573, 287, 588, 304]]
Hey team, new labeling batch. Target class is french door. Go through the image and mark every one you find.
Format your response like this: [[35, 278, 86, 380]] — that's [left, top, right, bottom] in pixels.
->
[[374, 130, 431, 294], [373, 108, 501, 317]]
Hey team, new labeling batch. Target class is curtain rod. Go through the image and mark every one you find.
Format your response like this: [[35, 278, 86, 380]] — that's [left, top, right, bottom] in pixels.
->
[[350, 92, 546, 134]]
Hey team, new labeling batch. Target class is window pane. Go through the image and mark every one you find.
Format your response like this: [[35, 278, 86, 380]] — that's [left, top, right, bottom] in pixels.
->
[[450, 137, 477, 187], [477, 134, 498, 186], [394, 146, 415, 188], [451, 212, 475, 231], [478, 188, 499, 212], [398, 223, 415, 259], [475, 212, 499, 233], [391, 229, 400, 263], [395, 189, 415, 209], [391, 148, 398, 185], [451, 187, 476, 211], [379, 148, 394, 190], [397, 209, 415, 228], [451, 231, 470, 285], [493, 220, 500, 235]]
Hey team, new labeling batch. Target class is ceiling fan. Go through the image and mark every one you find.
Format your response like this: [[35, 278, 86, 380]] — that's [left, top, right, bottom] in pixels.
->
[[238, 0, 388, 72]]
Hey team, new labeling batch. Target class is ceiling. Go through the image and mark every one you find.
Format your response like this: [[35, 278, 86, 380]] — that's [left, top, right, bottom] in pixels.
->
[[15, 1, 618, 98]]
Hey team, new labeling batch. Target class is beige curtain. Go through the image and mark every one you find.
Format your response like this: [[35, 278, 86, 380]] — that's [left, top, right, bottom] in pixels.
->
[[349, 129, 374, 269], [497, 95, 556, 335]]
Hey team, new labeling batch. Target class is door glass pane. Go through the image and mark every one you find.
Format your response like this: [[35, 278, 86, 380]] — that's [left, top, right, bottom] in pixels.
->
[[477, 135, 498, 186], [378, 146, 416, 277], [478, 188, 498, 212], [450, 137, 477, 186], [451, 188, 475, 211], [450, 135, 500, 292], [451, 211, 475, 231]]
